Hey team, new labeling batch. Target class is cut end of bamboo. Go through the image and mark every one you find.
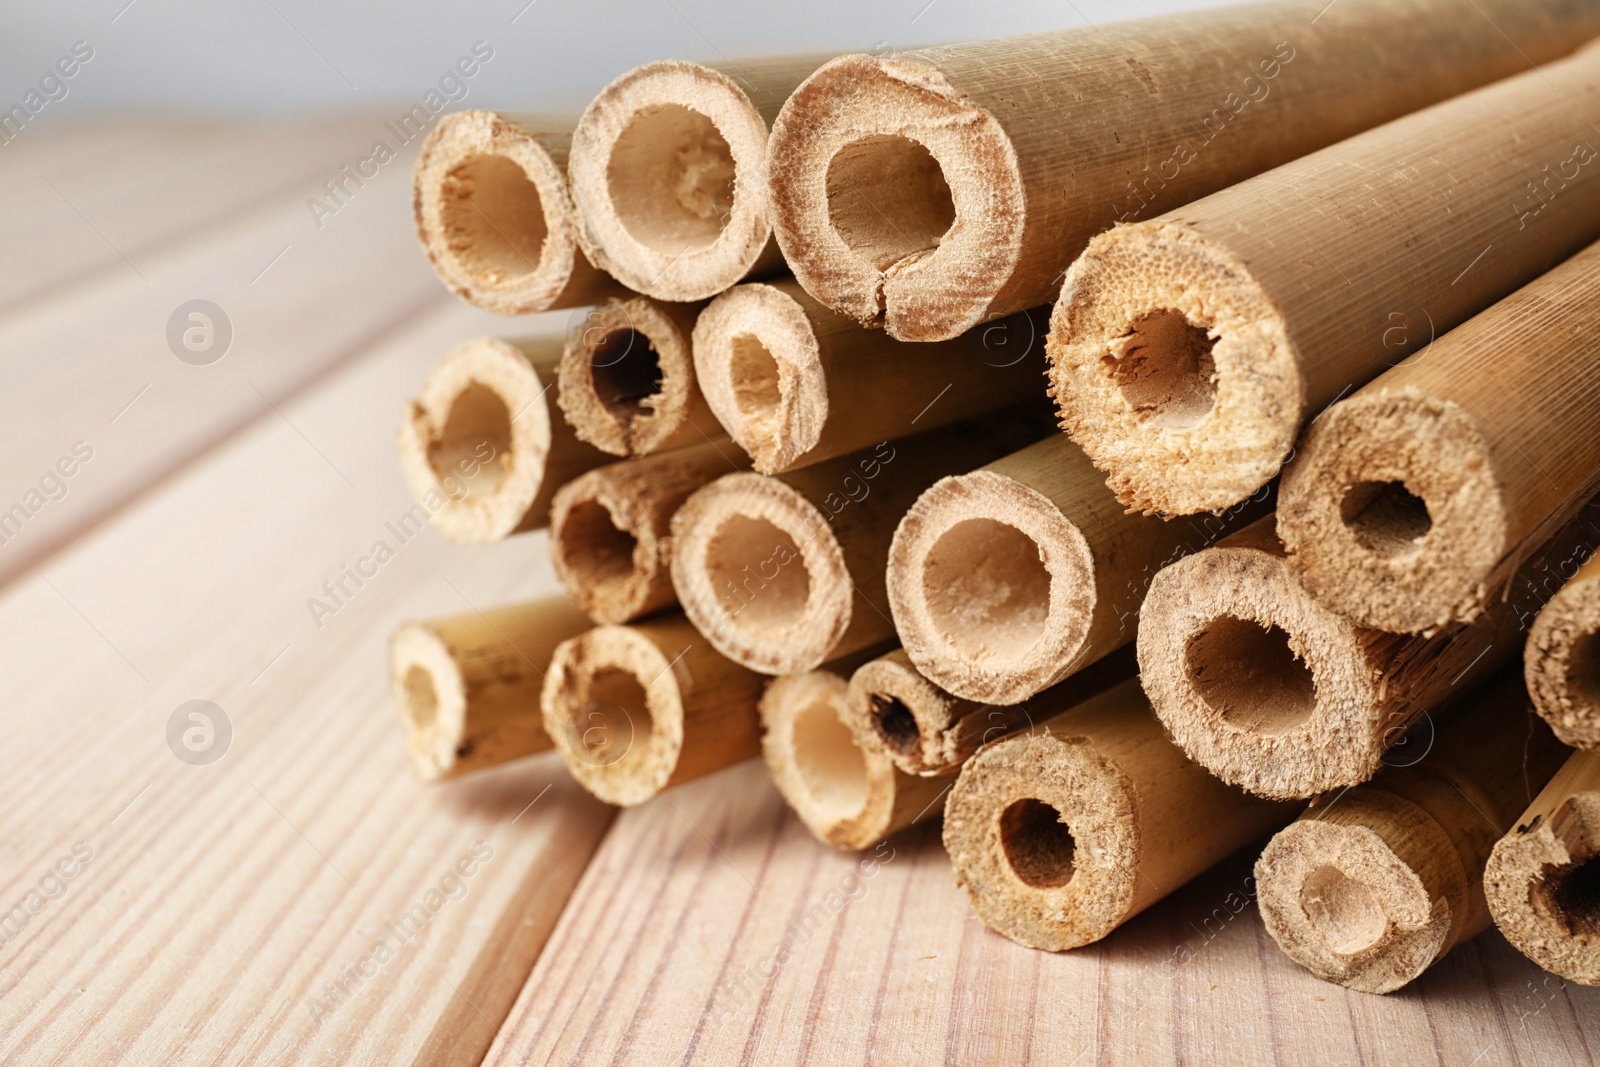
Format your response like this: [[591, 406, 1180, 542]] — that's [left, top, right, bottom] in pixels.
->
[[844, 649, 973, 776], [569, 60, 771, 301], [391, 622, 477, 781], [888, 470, 1095, 705], [1486, 789, 1600, 985], [767, 53, 1023, 342], [1278, 389, 1505, 633], [1047, 222, 1300, 515], [549, 471, 659, 625], [1527, 567, 1600, 749], [670, 473, 849, 675], [558, 296, 701, 456]]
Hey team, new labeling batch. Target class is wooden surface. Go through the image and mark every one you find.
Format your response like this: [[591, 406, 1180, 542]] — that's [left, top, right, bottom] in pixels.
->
[[3, 120, 1597, 1067]]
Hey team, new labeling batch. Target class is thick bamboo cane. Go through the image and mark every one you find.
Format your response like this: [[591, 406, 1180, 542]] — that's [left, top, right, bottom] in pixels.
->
[[1527, 552, 1600, 749], [1050, 39, 1600, 515]]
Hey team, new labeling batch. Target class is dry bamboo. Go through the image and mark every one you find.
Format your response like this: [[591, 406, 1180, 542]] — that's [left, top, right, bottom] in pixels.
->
[[548, 441, 740, 624], [1049, 39, 1600, 516], [390, 596, 593, 781], [412, 110, 627, 315], [1527, 552, 1600, 749], [943, 676, 1295, 951], [557, 295, 721, 456], [1485, 749, 1600, 985], [1278, 240, 1600, 633], [568, 54, 834, 301], [692, 279, 1046, 473], [1255, 670, 1568, 993], [888, 433, 1267, 704], [398, 336, 610, 542], [668, 409, 1052, 676], [540, 613, 765, 806], [766, 0, 1600, 343]]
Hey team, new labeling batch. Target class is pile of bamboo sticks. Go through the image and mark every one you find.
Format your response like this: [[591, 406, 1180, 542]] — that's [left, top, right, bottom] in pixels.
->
[[390, 0, 1600, 994]]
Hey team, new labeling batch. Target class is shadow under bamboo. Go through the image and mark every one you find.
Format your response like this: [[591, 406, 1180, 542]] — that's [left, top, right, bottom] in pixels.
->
[[1527, 552, 1600, 749]]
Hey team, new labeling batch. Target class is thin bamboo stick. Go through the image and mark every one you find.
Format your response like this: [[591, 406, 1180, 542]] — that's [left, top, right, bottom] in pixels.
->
[[767, 0, 1600, 342], [1528, 552, 1600, 749], [1255, 670, 1568, 993], [412, 110, 627, 315], [1485, 748, 1600, 985], [540, 613, 766, 806], [1050, 39, 1600, 516], [390, 596, 593, 781], [692, 278, 1046, 474], [943, 676, 1295, 951], [398, 336, 610, 542]]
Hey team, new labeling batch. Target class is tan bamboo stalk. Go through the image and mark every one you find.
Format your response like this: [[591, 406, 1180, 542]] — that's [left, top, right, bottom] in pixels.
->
[[692, 279, 1047, 473], [548, 441, 740, 624], [390, 596, 593, 781], [887, 433, 1267, 704], [568, 54, 834, 301], [412, 110, 627, 315], [767, 0, 1600, 343], [669, 410, 1052, 676], [943, 676, 1295, 951], [557, 294, 722, 456], [1485, 749, 1600, 985], [1527, 552, 1600, 749], [1277, 240, 1600, 633], [1255, 670, 1569, 993], [398, 336, 610, 542], [1050, 40, 1600, 516], [540, 613, 765, 806]]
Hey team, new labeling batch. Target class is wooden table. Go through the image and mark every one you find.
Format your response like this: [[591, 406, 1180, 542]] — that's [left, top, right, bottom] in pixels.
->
[[1, 120, 1594, 1067]]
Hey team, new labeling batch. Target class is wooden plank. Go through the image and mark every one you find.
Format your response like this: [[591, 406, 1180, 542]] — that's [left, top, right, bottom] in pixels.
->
[[486, 763, 1600, 1066], [0, 300, 615, 1066]]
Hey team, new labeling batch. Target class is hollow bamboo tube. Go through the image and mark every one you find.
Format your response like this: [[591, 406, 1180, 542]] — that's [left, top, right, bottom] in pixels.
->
[[1049, 39, 1600, 516], [1255, 670, 1569, 993], [549, 440, 740, 624], [569, 54, 834, 302], [1278, 241, 1600, 634], [669, 409, 1053, 676], [412, 110, 628, 315], [1485, 749, 1600, 985], [692, 279, 1047, 474], [557, 295, 722, 456], [943, 676, 1295, 951], [398, 336, 610, 542], [767, 0, 1600, 343], [390, 596, 593, 781], [1527, 553, 1600, 749], [888, 434, 1269, 705], [540, 613, 765, 806]]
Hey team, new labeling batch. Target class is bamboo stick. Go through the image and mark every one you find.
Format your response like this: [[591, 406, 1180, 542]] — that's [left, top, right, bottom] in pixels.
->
[[548, 441, 740, 624], [943, 676, 1295, 951], [1255, 670, 1569, 993], [767, 0, 1600, 343], [1527, 552, 1600, 749], [888, 433, 1268, 704], [1277, 240, 1600, 633], [390, 596, 593, 781], [540, 613, 765, 806], [398, 336, 610, 542], [412, 110, 627, 315], [557, 294, 722, 456], [568, 54, 834, 301], [668, 409, 1052, 675], [1484, 749, 1600, 985], [692, 279, 1046, 474], [1049, 39, 1600, 516]]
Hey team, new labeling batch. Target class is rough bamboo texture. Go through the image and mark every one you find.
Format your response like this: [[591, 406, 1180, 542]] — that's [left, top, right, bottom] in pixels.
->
[[1050, 39, 1600, 516], [1279, 239, 1600, 633], [398, 336, 610, 542], [943, 677, 1295, 951], [1255, 670, 1569, 993], [390, 597, 593, 781], [767, 0, 1600, 342], [412, 110, 627, 315], [693, 278, 1047, 473], [1527, 551, 1600, 749], [1485, 749, 1600, 985]]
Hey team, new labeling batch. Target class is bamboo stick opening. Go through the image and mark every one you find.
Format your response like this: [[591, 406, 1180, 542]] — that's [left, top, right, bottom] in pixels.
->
[[788, 687, 871, 823], [925, 518, 1051, 658], [824, 134, 956, 272], [432, 382, 513, 495], [868, 695, 920, 758], [1108, 309, 1218, 431], [1340, 480, 1433, 556], [440, 153, 550, 285], [1527, 559, 1600, 748], [1299, 864, 1388, 955], [1184, 616, 1317, 736], [704, 516, 812, 630], [998, 797, 1077, 890], [1540, 849, 1600, 943], [607, 103, 734, 256], [401, 664, 441, 736], [554, 498, 639, 592]]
